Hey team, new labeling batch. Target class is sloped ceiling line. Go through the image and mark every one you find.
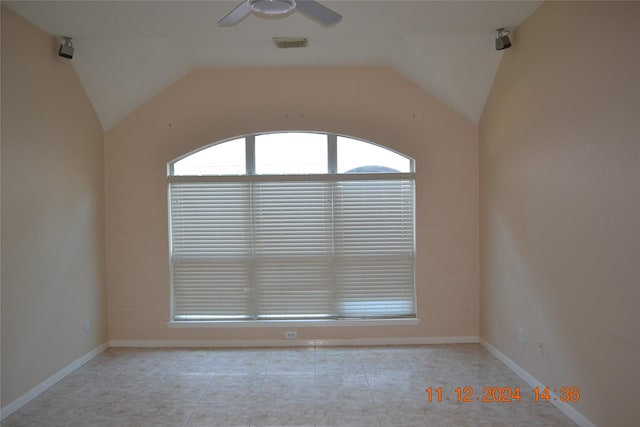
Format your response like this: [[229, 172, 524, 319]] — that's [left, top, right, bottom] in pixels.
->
[[4, 1, 541, 130]]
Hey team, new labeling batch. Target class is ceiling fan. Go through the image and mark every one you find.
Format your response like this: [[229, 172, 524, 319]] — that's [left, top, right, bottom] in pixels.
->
[[218, 0, 342, 26]]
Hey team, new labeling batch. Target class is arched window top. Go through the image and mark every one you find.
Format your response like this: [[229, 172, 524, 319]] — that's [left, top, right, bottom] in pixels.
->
[[170, 132, 413, 176]]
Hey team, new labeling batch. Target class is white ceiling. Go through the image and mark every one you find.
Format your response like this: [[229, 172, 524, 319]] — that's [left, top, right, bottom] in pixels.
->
[[5, 1, 541, 130]]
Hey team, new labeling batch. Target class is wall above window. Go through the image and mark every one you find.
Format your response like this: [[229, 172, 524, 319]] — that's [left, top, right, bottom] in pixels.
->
[[104, 67, 480, 342]]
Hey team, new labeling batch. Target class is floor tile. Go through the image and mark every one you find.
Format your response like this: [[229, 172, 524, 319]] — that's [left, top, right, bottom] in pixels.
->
[[1, 344, 578, 427], [186, 400, 253, 427], [374, 399, 444, 426], [261, 374, 316, 401], [201, 373, 264, 402], [251, 397, 315, 426], [144, 373, 214, 403], [315, 398, 380, 426]]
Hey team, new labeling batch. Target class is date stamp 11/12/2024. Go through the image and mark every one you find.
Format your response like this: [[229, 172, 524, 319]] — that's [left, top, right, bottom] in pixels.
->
[[425, 386, 581, 403]]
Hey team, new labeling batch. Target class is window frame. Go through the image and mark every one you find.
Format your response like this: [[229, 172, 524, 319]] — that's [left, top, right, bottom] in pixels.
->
[[167, 131, 418, 326]]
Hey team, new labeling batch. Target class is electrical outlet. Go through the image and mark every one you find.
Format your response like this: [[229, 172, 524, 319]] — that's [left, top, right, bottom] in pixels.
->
[[284, 331, 298, 340], [84, 319, 92, 332], [539, 342, 545, 357], [518, 327, 524, 344]]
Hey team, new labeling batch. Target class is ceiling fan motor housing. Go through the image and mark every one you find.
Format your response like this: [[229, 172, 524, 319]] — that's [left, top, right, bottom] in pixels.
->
[[218, 0, 341, 27], [250, 0, 296, 15]]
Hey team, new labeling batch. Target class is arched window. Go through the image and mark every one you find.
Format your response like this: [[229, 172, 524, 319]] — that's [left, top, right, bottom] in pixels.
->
[[168, 132, 416, 322]]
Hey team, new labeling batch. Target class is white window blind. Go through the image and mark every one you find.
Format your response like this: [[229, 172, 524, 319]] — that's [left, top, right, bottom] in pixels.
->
[[169, 176, 415, 321], [170, 182, 252, 319], [334, 180, 415, 318], [253, 181, 333, 319]]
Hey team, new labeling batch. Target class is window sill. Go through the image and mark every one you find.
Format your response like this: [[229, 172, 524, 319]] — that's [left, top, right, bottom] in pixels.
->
[[167, 318, 420, 328]]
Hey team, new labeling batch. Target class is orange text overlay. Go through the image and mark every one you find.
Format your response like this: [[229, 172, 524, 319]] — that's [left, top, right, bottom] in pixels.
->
[[425, 386, 581, 403]]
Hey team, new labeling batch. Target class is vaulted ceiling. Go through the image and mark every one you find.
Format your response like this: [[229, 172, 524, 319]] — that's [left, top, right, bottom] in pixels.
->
[[5, 1, 541, 130]]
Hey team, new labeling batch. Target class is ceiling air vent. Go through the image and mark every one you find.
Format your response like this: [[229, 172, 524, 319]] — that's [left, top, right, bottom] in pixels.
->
[[273, 37, 308, 49]]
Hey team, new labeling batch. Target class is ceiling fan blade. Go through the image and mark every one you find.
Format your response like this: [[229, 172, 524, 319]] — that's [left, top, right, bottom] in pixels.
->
[[218, 1, 253, 26], [295, 0, 342, 26]]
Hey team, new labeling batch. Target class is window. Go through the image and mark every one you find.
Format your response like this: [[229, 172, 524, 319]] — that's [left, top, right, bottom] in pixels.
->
[[168, 132, 415, 322]]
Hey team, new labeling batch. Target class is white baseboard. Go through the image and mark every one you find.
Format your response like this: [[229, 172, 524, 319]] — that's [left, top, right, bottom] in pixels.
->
[[480, 339, 597, 427], [109, 335, 479, 348], [0, 342, 109, 422]]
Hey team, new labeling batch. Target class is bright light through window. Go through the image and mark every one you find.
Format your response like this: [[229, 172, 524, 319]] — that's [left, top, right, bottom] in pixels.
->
[[337, 136, 411, 173], [255, 133, 327, 174], [172, 138, 245, 176]]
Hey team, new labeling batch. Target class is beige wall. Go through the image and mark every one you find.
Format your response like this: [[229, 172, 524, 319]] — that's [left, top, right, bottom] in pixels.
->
[[1, 7, 107, 408], [105, 66, 479, 342], [479, 2, 640, 426]]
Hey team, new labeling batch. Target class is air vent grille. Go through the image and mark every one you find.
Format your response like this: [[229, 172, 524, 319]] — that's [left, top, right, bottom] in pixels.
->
[[273, 37, 308, 49]]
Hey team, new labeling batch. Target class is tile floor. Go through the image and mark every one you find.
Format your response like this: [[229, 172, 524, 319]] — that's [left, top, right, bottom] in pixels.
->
[[2, 344, 577, 427]]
